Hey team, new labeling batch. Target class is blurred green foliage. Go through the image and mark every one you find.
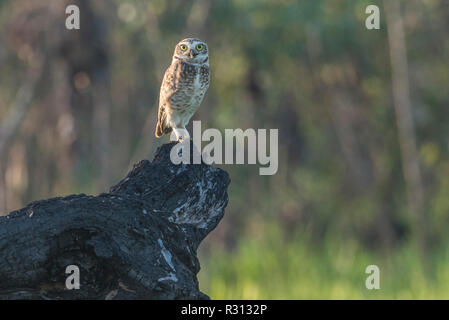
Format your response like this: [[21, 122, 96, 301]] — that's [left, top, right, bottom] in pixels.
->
[[199, 224, 449, 299]]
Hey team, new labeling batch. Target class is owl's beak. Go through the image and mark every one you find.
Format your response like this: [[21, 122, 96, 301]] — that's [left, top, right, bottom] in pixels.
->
[[189, 51, 197, 59]]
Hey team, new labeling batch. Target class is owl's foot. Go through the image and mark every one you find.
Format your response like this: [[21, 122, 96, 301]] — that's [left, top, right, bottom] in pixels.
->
[[177, 136, 192, 143], [173, 127, 190, 143]]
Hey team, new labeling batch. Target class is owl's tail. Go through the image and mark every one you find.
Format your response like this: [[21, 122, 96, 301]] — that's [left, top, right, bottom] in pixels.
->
[[155, 122, 163, 138], [155, 121, 170, 138], [155, 110, 172, 138]]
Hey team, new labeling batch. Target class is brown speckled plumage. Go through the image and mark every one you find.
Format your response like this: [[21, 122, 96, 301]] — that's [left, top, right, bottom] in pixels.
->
[[155, 38, 210, 140]]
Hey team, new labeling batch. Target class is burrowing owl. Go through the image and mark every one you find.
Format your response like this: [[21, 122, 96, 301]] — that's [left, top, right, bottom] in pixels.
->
[[155, 38, 210, 141]]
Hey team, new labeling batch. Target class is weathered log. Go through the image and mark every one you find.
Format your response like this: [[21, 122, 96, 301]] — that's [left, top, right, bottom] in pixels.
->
[[0, 142, 230, 299]]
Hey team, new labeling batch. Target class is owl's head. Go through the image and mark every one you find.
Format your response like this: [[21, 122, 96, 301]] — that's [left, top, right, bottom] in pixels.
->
[[173, 38, 209, 64]]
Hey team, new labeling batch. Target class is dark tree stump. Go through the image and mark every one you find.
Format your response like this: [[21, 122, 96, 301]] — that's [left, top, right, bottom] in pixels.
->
[[0, 142, 230, 299]]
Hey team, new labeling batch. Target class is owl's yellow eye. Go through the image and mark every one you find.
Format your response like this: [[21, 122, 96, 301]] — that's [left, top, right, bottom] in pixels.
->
[[180, 44, 187, 51], [196, 44, 204, 51]]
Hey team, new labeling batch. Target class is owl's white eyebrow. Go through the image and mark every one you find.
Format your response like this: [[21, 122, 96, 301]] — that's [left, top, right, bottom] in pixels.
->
[[179, 42, 204, 47]]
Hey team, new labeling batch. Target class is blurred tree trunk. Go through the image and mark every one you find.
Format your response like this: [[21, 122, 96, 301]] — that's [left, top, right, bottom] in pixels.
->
[[384, 0, 428, 256], [330, 90, 375, 190], [61, 0, 112, 191], [91, 66, 112, 190], [0, 165, 5, 214], [84, 1, 111, 191], [0, 63, 42, 214]]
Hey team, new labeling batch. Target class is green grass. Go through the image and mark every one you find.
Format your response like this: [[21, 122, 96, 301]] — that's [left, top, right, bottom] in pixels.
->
[[198, 224, 449, 299]]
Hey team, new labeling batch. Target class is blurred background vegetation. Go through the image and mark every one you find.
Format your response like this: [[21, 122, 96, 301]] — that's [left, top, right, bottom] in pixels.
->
[[1, 0, 448, 299]]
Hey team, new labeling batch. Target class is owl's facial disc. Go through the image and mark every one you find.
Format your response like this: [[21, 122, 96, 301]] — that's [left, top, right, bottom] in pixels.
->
[[174, 39, 208, 64]]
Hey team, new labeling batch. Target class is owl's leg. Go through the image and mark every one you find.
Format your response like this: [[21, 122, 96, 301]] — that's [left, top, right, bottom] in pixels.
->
[[172, 127, 184, 142]]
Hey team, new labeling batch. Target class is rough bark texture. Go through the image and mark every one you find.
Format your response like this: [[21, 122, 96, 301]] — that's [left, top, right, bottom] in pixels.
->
[[0, 142, 230, 300]]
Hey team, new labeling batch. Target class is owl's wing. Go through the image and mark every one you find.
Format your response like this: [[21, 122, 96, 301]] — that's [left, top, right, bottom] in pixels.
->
[[155, 62, 181, 137]]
